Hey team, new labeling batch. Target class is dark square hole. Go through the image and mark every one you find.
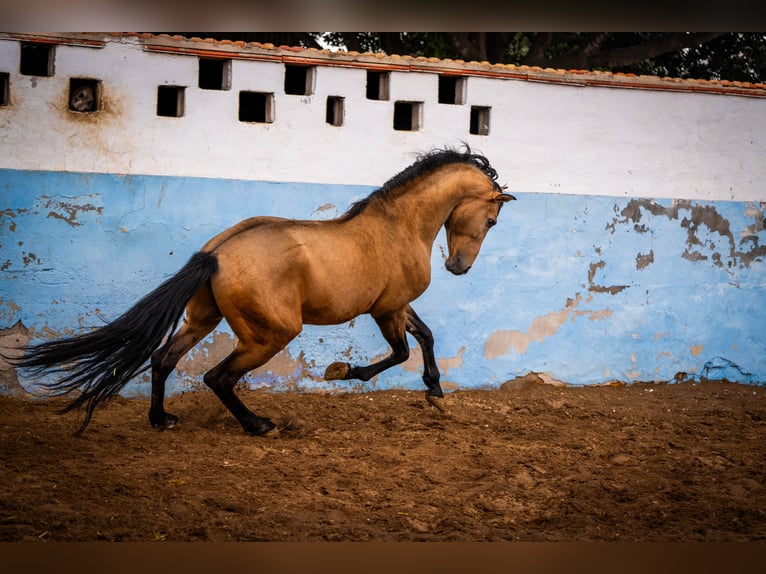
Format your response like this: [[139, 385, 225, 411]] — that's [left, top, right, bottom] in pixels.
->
[[284, 65, 314, 95], [0, 73, 9, 106], [326, 96, 344, 126], [198, 58, 231, 90], [366, 70, 390, 100], [69, 78, 100, 112], [239, 91, 274, 123], [470, 106, 491, 135], [438, 75, 465, 104], [393, 101, 422, 131], [20, 42, 54, 77], [157, 85, 185, 117]]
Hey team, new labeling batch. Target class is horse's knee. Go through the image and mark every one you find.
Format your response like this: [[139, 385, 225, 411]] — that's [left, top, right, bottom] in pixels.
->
[[393, 345, 410, 364], [202, 370, 225, 393]]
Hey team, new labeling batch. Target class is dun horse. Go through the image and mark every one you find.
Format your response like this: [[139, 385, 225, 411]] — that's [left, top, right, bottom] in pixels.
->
[[14, 146, 515, 435]]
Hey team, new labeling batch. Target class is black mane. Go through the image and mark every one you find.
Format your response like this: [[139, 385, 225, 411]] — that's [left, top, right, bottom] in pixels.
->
[[340, 145, 500, 221]]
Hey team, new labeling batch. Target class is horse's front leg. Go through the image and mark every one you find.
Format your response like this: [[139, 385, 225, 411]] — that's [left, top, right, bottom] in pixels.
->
[[325, 310, 410, 383], [404, 305, 445, 411]]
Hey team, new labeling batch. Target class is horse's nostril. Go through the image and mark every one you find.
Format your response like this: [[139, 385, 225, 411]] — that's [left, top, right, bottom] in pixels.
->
[[446, 257, 470, 275]]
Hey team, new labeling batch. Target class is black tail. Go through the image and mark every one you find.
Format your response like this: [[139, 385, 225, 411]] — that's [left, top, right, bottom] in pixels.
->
[[13, 252, 218, 434]]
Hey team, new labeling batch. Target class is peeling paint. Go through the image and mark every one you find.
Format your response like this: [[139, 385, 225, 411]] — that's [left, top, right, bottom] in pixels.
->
[[248, 348, 316, 390], [0, 320, 29, 394], [4, 173, 765, 394], [610, 198, 766, 270], [484, 294, 583, 358], [636, 250, 654, 270], [691, 345, 705, 357], [179, 331, 235, 377], [437, 346, 465, 378], [0, 207, 28, 235], [38, 195, 103, 228], [314, 203, 336, 213], [0, 299, 21, 324], [536, 372, 568, 387], [587, 260, 629, 294]]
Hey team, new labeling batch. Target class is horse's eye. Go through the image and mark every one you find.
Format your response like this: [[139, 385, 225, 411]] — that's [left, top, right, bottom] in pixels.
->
[[487, 218, 497, 228]]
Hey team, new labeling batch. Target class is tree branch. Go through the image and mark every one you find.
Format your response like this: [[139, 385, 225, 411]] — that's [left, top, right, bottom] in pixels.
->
[[340, 32, 363, 53], [446, 32, 486, 62], [378, 32, 406, 56], [548, 32, 725, 70], [522, 32, 553, 66]]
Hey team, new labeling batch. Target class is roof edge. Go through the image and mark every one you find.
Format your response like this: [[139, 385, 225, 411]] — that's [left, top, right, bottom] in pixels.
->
[[5, 32, 766, 98]]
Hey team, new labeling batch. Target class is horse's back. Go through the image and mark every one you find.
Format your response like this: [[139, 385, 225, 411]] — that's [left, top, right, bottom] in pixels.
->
[[202, 216, 392, 326], [200, 216, 289, 253]]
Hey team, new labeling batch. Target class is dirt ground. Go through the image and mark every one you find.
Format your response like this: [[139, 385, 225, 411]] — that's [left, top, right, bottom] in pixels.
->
[[1, 380, 765, 542]]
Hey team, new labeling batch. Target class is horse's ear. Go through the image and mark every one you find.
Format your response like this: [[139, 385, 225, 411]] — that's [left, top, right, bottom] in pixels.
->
[[497, 192, 516, 202]]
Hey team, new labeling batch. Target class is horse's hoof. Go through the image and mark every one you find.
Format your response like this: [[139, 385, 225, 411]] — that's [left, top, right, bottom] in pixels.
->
[[425, 394, 446, 412], [150, 412, 179, 430], [245, 418, 279, 437], [325, 361, 351, 380]]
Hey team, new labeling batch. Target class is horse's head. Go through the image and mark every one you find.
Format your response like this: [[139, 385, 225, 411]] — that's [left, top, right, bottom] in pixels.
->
[[445, 186, 515, 275]]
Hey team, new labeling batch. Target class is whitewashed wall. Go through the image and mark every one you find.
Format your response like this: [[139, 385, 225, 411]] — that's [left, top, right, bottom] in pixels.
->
[[1, 33, 765, 396]]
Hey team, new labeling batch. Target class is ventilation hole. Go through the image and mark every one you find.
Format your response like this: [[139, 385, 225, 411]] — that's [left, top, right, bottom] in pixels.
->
[[366, 70, 390, 100], [470, 106, 491, 135], [198, 58, 231, 90], [157, 85, 185, 117], [239, 91, 274, 123], [393, 101, 423, 131], [19, 42, 54, 77], [284, 65, 315, 96], [438, 75, 466, 105], [69, 78, 100, 113], [326, 96, 344, 126], [0, 73, 9, 106]]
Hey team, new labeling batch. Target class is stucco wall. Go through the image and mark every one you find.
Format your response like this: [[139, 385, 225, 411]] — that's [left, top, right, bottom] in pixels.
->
[[1, 33, 764, 396]]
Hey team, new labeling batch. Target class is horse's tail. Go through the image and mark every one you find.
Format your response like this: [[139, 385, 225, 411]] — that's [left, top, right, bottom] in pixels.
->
[[13, 251, 218, 434]]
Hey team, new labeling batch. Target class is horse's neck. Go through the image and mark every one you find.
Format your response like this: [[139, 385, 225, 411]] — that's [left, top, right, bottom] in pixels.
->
[[379, 174, 468, 241]]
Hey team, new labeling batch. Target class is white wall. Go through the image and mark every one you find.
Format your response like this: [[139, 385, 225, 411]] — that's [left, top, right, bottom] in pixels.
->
[[1, 35, 764, 201]]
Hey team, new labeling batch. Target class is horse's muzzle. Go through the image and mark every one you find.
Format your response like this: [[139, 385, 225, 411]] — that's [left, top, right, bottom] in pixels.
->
[[445, 257, 471, 275]]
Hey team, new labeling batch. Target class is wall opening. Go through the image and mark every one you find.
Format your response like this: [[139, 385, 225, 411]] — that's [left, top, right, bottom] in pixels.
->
[[198, 58, 231, 90], [68, 78, 100, 113], [470, 106, 491, 135], [326, 96, 344, 126], [438, 75, 466, 105], [239, 91, 275, 123], [366, 70, 390, 100], [156, 85, 185, 117], [284, 65, 315, 95], [0, 73, 8, 106], [19, 42, 54, 77], [393, 101, 423, 131]]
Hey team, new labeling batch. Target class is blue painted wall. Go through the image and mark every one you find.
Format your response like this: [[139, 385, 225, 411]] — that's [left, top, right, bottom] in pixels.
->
[[2, 168, 764, 395]]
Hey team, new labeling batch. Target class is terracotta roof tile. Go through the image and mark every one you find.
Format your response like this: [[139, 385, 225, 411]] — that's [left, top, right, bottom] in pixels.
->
[[5, 32, 765, 97]]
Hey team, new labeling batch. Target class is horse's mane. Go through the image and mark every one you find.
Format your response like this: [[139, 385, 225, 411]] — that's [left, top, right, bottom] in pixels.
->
[[339, 145, 500, 221]]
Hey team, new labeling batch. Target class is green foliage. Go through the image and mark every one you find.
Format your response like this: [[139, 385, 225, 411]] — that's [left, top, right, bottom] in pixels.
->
[[191, 33, 766, 83], [315, 32, 766, 83], [646, 33, 766, 82]]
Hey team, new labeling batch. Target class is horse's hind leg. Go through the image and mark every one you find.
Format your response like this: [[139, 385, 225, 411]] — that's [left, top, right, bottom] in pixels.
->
[[202, 339, 291, 436], [149, 287, 222, 429]]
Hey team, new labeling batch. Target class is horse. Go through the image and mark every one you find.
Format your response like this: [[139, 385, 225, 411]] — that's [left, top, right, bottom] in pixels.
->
[[13, 146, 515, 436]]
